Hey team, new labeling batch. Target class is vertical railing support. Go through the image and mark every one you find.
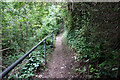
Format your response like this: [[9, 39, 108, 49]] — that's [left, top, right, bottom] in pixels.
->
[[52, 32, 53, 45], [44, 39, 47, 65], [55, 30, 56, 40]]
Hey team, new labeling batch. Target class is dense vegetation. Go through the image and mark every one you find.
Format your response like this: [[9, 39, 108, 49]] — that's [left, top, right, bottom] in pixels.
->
[[1, 2, 65, 78], [65, 2, 120, 78], [1, 2, 120, 79]]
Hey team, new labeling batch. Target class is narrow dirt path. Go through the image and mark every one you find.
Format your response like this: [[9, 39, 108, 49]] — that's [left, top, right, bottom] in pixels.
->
[[35, 32, 76, 78], [46, 33, 66, 78]]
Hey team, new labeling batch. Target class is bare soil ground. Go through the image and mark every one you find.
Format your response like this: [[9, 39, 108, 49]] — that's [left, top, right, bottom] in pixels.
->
[[34, 32, 76, 78]]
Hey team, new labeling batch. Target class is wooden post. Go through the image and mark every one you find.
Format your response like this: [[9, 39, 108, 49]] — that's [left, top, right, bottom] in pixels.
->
[[44, 39, 46, 65]]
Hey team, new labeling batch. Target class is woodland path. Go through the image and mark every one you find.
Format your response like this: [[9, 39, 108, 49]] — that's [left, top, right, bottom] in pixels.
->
[[35, 32, 76, 78]]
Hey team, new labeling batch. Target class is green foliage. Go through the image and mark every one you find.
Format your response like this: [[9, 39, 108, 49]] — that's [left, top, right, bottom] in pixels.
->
[[1, 2, 64, 78], [66, 2, 119, 78]]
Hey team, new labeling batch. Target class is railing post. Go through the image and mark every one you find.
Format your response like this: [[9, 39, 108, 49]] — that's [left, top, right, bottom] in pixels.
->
[[55, 30, 56, 40], [44, 39, 47, 65], [52, 32, 53, 45]]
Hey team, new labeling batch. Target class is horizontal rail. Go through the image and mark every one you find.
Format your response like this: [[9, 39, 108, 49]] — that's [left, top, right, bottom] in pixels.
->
[[0, 48, 10, 52], [0, 30, 55, 79]]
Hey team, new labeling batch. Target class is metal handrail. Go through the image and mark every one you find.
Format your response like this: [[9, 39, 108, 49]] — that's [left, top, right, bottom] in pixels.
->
[[0, 30, 55, 79]]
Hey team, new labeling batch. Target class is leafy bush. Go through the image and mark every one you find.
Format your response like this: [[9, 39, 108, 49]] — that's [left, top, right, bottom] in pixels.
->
[[1, 2, 64, 78], [66, 2, 119, 78]]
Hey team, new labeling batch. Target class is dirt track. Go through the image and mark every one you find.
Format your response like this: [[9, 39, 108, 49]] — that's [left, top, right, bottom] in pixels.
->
[[35, 33, 75, 78]]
